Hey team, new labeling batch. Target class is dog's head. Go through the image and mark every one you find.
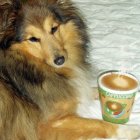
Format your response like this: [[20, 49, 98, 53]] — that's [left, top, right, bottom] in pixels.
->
[[0, 0, 89, 68]]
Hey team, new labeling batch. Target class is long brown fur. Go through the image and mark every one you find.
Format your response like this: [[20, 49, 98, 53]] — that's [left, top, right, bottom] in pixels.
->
[[0, 0, 139, 140]]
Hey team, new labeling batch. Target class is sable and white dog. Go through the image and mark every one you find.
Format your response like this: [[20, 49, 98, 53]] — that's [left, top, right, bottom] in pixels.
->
[[0, 0, 139, 139]]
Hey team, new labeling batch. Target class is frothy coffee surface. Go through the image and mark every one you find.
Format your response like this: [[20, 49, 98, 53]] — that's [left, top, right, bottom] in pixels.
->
[[101, 73, 138, 91]]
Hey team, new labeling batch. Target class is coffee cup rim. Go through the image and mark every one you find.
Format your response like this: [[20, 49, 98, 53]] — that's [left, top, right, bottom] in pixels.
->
[[98, 70, 139, 94]]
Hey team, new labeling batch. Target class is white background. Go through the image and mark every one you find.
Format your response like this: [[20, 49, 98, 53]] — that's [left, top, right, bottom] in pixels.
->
[[73, 0, 140, 87], [73, 0, 140, 125]]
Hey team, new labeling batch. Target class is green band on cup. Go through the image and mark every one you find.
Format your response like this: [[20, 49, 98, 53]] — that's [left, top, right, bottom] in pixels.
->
[[98, 87, 136, 99], [103, 114, 129, 124]]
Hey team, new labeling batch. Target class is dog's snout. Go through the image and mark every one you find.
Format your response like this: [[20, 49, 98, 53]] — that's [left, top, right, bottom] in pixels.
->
[[54, 56, 65, 66]]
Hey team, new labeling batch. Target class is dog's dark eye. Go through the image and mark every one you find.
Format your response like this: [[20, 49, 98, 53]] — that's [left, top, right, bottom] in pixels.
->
[[51, 26, 58, 34], [29, 37, 40, 42]]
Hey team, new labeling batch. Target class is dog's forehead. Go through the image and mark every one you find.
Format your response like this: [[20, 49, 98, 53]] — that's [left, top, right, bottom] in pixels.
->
[[43, 16, 59, 31], [23, 7, 49, 23], [24, 16, 58, 37], [22, 4, 60, 28]]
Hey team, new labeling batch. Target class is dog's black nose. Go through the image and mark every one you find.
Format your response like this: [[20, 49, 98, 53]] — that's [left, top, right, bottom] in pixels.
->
[[54, 56, 65, 65]]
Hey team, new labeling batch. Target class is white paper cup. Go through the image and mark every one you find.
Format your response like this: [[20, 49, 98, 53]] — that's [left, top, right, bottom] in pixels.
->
[[98, 70, 139, 124]]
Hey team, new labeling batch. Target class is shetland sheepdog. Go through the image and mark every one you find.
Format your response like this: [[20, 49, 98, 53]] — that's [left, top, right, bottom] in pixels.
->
[[0, 0, 139, 139]]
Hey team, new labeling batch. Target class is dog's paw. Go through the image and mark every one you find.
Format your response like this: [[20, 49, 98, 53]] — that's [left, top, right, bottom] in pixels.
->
[[113, 124, 140, 139]]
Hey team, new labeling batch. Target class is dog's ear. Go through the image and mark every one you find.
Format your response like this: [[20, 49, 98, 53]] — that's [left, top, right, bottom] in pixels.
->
[[0, 0, 21, 49], [50, 0, 73, 9], [48, 0, 79, 23], [50, 0, 68, 4]]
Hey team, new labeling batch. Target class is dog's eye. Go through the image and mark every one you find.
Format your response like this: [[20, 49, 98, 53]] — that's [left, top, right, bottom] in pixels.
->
[[51, 26, 58, 34], [29, 37, 40, 42]]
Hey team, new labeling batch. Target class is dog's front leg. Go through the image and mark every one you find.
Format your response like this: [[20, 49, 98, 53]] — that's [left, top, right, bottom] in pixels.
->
[[38, 115, 140, 140]]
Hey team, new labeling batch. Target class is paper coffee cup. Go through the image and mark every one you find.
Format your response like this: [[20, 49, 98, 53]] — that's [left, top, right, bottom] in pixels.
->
[[98, 70, 139, 124]]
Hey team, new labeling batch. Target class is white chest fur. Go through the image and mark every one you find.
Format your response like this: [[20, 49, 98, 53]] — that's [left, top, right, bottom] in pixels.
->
[[68, 67, 95, 117]]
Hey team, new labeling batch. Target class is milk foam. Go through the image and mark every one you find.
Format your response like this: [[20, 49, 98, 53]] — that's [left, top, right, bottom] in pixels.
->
[[113, 76, 129, 88], [98, 71, 139, 92]]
